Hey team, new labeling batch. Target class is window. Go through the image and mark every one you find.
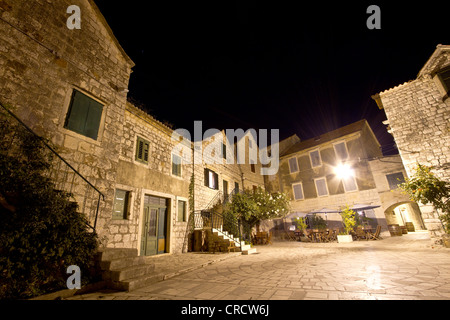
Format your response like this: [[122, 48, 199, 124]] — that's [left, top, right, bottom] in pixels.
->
[[172, 153, 182, 177], [204, 168, 219, 190], [112, 189, 130, 220], [333, 142, 349, 161], [250, 163, 256, 173], [386, 172, 405, 190], [292, 183, 304, 200], [315, 178, 329, 197], [178, 200, 187, 222], [342, 176, 358, 192], [437, 66, 450, 95], [222, 143, 227, 160], [309, 150, 322, 167], [135, 136, 150, 164], [288, 157, 299, 173], [64, 89, 103, 140]]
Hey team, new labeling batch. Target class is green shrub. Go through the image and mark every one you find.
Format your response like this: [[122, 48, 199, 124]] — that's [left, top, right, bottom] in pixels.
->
[[0, 118, 98, 299]]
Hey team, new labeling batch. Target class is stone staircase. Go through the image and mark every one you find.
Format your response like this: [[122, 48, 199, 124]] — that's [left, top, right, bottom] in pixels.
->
[[97, 248, 159, 291], [211, 228, 257, 255]]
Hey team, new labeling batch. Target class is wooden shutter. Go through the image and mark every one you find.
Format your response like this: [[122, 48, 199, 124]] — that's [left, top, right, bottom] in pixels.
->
[[438, 67, 450, 93], [64, 90, 103, 140], [136, 137, 150, 163]]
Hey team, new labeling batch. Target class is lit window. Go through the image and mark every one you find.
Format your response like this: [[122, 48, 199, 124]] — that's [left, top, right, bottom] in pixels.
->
[[333, 142, 349, 161]]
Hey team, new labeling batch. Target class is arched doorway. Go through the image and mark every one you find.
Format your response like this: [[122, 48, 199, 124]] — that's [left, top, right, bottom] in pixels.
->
[[384, 201, 426, 231]]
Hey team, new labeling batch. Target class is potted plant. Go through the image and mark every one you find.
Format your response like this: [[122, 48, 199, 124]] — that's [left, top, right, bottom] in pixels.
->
[[338, 205, 356, 243], [295, 217, 309, 241]]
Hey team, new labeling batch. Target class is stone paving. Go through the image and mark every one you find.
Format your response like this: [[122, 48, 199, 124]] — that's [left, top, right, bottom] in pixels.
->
[[66, 232, 450, 300]]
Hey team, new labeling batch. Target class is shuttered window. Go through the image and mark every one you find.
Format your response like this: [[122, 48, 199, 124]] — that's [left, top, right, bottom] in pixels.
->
[[204, 168, 219, 190], [288, 157, 299, 173], [292, 183, 304, 200], [178, 200, 187, 222], [136, 136, 150, 164], [334, 142, 349, 161], [386, 172, 405, 190], [310, 150, 322, 167], [112, 189, 130, 220], [172, 154, 182, 177], [64, 89, 103, 140], [315, 178, 328, 197]]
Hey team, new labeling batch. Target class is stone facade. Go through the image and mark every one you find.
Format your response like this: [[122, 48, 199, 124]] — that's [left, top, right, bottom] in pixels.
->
[[0, 0, 134, 244], [266, 120, 422, 238], [373, 44, 450, 239]]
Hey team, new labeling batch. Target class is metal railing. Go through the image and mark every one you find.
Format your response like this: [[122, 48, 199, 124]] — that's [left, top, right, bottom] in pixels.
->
[[193, 209, 243, 251], [0, 102, 104, 232]]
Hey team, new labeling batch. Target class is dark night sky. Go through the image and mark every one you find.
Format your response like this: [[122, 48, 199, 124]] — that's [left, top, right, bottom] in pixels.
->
[[95, 1, 449, 155]]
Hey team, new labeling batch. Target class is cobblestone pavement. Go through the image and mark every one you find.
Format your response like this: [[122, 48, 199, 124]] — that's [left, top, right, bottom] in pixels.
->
[[67, 232, 450, 300]]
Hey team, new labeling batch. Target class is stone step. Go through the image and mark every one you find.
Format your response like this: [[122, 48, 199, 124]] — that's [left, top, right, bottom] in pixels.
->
[[100, 255, 146, 271], [111, 273, 165, 291], [104, 263, 155, 282], [97, 248, 139, 261]]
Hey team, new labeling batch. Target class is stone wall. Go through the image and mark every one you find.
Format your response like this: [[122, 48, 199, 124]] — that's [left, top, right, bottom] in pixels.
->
[[376, 45, 450, 238], [0, 0, 134, 242], [115, 103, 192, 253]]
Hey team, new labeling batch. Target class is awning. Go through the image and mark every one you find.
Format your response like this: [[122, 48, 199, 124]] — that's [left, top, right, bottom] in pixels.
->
[[350, 204, 380, 211], [309, 208, 341, 214]]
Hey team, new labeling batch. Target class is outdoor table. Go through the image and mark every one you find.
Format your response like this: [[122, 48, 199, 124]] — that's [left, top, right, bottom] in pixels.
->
[[256, 232, 268, 245]]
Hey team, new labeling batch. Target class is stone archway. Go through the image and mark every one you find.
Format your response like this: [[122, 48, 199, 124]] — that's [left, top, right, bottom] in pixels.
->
[[384, 201, 426, 231]]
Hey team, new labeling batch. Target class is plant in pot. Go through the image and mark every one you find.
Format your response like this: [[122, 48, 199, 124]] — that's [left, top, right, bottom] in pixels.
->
[[338, 205, 356, 243], [295, 217, 309, 241]]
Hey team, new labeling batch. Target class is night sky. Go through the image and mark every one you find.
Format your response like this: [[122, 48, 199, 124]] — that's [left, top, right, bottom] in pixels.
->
[[95, 1, 449, 155]]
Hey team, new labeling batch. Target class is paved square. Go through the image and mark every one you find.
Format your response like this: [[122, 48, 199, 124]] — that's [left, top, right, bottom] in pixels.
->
[[68, 232, 450, 300]]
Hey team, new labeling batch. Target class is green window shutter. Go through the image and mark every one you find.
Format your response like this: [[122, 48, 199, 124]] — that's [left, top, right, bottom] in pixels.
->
[[136, 137, 150, 163], [84, 98, 103, 140], [64, 90, 103, 140]]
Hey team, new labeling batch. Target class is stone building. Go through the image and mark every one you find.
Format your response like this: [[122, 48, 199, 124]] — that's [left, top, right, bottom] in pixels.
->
[[372, 44, 450, 239], [0, 0, 134, 245], [0, 0, 266, 257], [266, 120, 423, 238]]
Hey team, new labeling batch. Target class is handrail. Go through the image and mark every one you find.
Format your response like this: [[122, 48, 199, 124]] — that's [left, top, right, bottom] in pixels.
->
[[0, 102, 104, 231], [0, 102, 104, 199], [194, 209, 243, 252]]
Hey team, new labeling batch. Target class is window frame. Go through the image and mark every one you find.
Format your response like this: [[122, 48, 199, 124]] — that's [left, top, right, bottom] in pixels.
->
[[135, 136, 150, 164], [309, 149, 322, 168], [314, 177, 329, 197], [112, 189, 130, 220], [386, 172, 405, 190], [342, 175, 358, 193], [288, 157, 299, 173], [333, 141, 349, 162], [177, 199, 187, 222], [204, 168, 219, 190], [172, 153, 182, 177], [64, 89, 104, 140], [292, 182, 304, 201]]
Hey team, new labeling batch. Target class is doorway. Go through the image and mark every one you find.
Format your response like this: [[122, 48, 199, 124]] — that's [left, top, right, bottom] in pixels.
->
[[141, 195, 169, 256]]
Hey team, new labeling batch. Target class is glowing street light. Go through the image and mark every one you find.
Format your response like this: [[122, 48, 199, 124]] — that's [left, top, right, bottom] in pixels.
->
[[334, 163, 354, 180]]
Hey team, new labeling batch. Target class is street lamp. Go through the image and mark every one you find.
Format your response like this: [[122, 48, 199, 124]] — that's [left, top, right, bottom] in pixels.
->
[[334, 163, 354, 180]]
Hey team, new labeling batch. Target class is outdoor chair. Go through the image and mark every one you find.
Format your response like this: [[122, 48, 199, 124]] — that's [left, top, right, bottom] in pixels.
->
[[369, 225, 382, 240], [355, 226, 368, 241]]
